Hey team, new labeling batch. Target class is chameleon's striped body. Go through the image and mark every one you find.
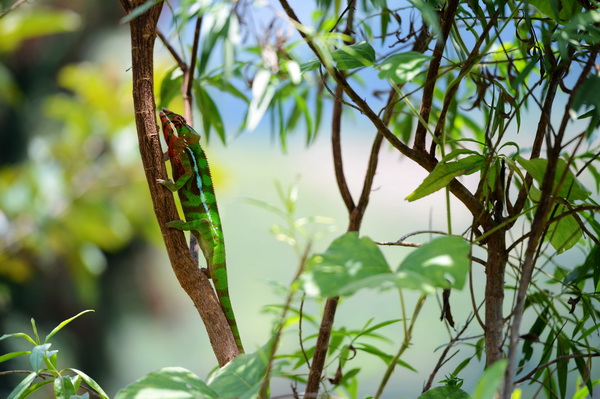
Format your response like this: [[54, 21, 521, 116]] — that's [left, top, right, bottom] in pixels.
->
[[158, 108, 243, 353]]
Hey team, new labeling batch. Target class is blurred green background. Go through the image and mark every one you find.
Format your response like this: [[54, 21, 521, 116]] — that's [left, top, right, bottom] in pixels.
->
[[0, 1, 596, 398]]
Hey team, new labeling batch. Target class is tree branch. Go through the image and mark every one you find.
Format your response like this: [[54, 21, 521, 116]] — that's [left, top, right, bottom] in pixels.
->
[[119, 0, 239, 366]]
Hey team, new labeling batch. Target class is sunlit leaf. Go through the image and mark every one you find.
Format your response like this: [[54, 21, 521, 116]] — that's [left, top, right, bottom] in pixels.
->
[[378, 52, 433, 84], [45, 310, 94, 343], [68, 369, 109, 399], [398, 236, 470, 290], [7, 372, 37, 399], [54, 375, 79, 399], [301, 232, 391, 298], [301, 41, 375, 72], [115, 367, 217, 399], [528, 0, 581, 22], [406, 155, 483, 201], [208, 341, 274, 399]]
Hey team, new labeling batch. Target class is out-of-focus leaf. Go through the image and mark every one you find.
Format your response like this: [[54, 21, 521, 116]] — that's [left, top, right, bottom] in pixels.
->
[[30, 343, 57, 373], [398, 236, 470, 290], [301, 41, 375, 72], [120, 0, 163, 23], [115, 367, 217, 399], [516, 156, 590, 201], [246, 69, 276, 131], [419, 386, 471, 399], [7, 372, 36, 399], [45, 310, 94, 343], [378, 52, 433, 84], [68, 369, 109, 399], [546, 205, 582, 253], [54, 375, 79, 399], [354, 343, 417, 372], [529, 0, 580, 22], [471, 360, 507, 399], [194, 85, 226, 143], [159, 67, 184, 110], [208, 342, 275, 399], [406, 155, 483, 201], [0, 9, 81, 53], [570, 74, 600, 135], [301, 232, 391, 298]]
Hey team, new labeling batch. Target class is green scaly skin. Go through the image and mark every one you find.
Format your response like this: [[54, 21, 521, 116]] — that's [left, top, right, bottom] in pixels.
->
[[158, 108, 244, 353]]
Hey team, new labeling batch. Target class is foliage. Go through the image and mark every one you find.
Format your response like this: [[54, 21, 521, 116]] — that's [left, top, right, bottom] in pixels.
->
[[0, 310, 108, 399], [1, 0, 600, 398]]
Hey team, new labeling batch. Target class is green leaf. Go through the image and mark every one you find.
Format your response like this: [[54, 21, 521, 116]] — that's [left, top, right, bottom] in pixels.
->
[[398, 236, 470, 290], [0, 332, 36, 345], [0, 9, 81, 53], [7, 372, 37, 399], [195, 85, 226, 143], [30, 343, 56, 373], [120, 0, 163, 24], [406, 155, 483, 201], [528, 0, 581, 22], [208, 343, 273, 399], [45, 310, 94, 343], [301, 42, 375, 72], [378, 52, 433, 84], [301, 232, 392, 298], [419, 386, 471, 399], [546, 205, 582, 253], [115, 367, 218, 399], [332, 41, 376, 70], [54, 375, 79, 399], [471, 360, 507, 399], [0, 351, 30, 363], [355, 343, 417, 372], [515, 156, 590, 201], [68, 368, 109, 399], [159, 67, 183, 109]]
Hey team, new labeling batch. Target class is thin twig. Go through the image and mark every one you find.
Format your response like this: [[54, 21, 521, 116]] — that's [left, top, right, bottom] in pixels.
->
[[0, 0, 28, 19]]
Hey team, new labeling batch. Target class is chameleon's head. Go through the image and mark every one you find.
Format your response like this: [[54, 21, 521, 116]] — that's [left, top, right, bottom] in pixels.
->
[[160, 108, 201, 143]]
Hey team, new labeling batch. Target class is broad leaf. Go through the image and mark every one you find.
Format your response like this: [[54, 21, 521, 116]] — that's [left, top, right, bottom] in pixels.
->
[[378, 52, 433, 84], [546, 205, 582, 253], [30, 343, 55, 373], [398, 236, 470, 290], [207, 342, 274, 399], [406, 155, 483, 201], [516, 156, 590, 201], [301, 232, 391, 298], [471, 360, 507, 399], [54, 375, 79, 399], [528, 0, 581, 22], [419, 386, 471, 399], [115, 367, 217, 399]]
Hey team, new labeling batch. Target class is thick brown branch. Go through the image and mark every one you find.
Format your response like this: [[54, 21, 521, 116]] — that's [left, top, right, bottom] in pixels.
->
[[120, 0, 239, 366]]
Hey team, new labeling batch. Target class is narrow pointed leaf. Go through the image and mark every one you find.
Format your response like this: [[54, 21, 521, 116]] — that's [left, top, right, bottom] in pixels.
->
[[406, 155, 483, 201]]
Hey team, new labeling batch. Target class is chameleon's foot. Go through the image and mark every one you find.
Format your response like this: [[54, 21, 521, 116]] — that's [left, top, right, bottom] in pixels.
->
[[201, 267, 211, 279]]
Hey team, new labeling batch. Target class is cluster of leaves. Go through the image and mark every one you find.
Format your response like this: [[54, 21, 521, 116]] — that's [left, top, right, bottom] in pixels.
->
[[0, 310, 107, 399]]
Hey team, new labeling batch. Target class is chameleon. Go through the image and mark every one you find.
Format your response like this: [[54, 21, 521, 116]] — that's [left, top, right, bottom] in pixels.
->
[[157, 108, 244, 353]]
